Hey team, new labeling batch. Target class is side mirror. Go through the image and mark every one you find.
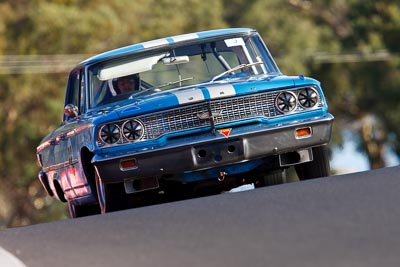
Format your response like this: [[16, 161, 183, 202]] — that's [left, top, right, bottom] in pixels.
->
[[64, 104, 79, 119]]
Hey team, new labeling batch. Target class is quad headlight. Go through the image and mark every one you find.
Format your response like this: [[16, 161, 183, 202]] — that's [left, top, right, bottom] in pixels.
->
[[275, 91, 297, 113], [275, 87, 320, 114], [122, 119, 144, 141], [298, 87, 318, 108], [99, 123, 121, 144], [98, 119, 144, 146]]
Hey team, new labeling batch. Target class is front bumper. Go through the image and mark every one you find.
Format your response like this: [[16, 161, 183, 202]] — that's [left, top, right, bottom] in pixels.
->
[[92, 114, 333, 183]]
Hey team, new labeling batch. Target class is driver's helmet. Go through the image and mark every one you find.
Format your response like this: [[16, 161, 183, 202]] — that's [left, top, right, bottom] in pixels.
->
[[108, 74, 140, 95]]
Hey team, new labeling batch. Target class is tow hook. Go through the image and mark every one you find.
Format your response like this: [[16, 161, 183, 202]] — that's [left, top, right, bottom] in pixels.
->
[[218, 171, 228, 182]]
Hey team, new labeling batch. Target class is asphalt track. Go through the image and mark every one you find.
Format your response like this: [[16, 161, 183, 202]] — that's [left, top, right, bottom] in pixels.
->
[[0, 166, 400, 267]]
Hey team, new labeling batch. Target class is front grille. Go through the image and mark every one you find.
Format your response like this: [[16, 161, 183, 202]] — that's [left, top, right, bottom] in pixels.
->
[[139, 104, 209, 140], [137, 88, 322, 141], [210, 92, 279, 124]]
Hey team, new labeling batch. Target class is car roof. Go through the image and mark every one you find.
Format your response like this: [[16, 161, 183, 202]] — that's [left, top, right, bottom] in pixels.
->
[[79, 28, 256, 68]]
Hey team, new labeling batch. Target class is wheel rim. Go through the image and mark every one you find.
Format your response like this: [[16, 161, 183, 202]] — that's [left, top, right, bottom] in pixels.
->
[[95, 173, 107, 213], [68, 202, 77, 218]]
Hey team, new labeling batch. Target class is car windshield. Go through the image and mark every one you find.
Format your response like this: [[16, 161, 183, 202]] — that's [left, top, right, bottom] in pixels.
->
[[88, 34, 279, 108]]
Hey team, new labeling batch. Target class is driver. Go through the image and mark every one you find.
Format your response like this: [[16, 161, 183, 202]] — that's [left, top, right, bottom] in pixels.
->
[[116, 74, 139, 93], [109, 74, 140, 95]]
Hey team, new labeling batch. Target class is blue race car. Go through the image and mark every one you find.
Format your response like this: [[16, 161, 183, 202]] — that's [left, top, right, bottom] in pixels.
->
[[36, 28, 334, 217]]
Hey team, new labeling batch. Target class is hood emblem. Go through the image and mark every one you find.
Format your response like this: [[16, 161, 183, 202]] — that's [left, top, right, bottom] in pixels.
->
[[197, 110, 223, 120]]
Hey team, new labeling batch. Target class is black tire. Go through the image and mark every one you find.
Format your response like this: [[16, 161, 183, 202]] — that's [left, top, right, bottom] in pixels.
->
[[95, 172, 128, 214], [263, 169, 286, 186], [68, 202, 100, 218], [295, 145, 330, 180]]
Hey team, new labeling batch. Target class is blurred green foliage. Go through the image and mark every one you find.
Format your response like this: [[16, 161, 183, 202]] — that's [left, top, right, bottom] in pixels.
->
[[1, 0, 400, 228]]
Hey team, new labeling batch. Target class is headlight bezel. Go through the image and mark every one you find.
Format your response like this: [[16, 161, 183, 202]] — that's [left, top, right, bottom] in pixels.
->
[[274, 86, 321, 114], [297, 87, 319, 109], [275, 91, 297, 114], [122, 119, 145, 142], [97, 118, 144, 147], [98, 123, 121, 145]]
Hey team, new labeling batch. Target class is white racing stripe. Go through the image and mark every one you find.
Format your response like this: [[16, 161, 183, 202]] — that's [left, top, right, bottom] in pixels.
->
[[174, 88, 205, 104], [0, 247, 27, 267], [174, 84, 237, 104], [171, 33, 199, 43], [141, 39, 169, 48], [207, 84, 236, 99], [142, 33, 198, 49]]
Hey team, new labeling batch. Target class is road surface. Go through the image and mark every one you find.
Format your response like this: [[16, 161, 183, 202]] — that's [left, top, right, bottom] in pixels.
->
[[1, 166, 399, 267]]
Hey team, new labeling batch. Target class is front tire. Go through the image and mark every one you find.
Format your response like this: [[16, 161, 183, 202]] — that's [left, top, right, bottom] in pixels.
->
[[295, 145, 330, 180], [68, 201, 100, 218], [263, 169, 286, 186], [95, 172, 128, 214]]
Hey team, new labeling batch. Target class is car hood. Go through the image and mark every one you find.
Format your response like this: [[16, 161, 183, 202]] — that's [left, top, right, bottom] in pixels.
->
[[93, 74, 319, 120]]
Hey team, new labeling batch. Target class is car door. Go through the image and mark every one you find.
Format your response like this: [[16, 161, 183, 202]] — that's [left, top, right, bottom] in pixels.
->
[[36, 69, 83, 201], [62, 68, 93, 200]]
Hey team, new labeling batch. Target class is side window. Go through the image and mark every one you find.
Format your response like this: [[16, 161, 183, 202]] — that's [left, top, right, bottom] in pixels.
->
[[71, 73, 80, 108], [79, 72, 86, 113], [65, 70, 85, 120]]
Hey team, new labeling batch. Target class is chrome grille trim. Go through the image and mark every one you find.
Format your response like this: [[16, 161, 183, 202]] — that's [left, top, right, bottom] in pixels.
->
[[139, 104, 209, 140]]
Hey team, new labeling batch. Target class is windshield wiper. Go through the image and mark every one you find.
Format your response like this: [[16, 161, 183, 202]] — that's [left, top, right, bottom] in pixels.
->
[[129, 77, 194, 98], [210, 61, 263, 82], [154, 77, 194, 90]]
